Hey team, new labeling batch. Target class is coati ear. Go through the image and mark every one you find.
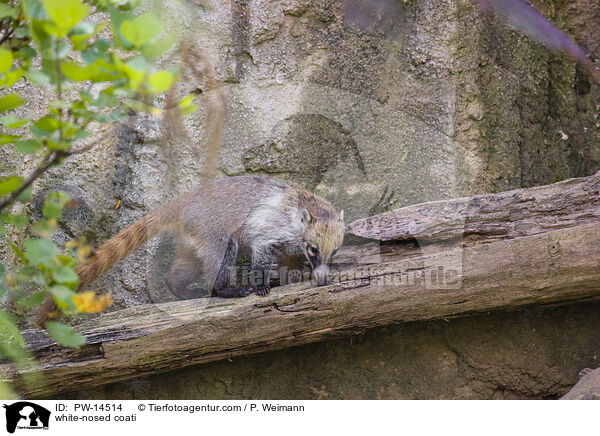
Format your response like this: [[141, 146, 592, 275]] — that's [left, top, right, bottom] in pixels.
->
[[300, 209, 311, 226]]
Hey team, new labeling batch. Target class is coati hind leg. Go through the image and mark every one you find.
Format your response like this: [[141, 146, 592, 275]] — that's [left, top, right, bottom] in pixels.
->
[[166, 253, 207, 299], [166, 239, 222, 299]]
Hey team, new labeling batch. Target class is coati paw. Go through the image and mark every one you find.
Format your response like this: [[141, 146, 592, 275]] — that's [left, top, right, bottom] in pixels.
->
[[253, 284, 270, 296]]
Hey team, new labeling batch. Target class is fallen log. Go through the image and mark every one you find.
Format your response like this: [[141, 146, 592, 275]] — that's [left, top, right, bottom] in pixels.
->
[[2, 173, 600, 398], [347, 171, 600, 242]]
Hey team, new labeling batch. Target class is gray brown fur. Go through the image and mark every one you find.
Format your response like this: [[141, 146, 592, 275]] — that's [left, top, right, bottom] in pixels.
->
[[36, 176, 345, 325]]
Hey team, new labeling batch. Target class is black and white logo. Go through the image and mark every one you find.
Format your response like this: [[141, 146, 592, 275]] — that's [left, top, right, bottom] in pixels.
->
[[3, 402, 50, 433]]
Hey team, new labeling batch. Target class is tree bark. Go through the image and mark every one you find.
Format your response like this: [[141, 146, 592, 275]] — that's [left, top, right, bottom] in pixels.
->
[[347, 170, 600, 243], [2, 173, 600, 398]]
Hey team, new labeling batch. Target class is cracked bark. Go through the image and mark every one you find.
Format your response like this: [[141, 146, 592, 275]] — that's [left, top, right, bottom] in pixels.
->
[[2, 172, 600, 398]]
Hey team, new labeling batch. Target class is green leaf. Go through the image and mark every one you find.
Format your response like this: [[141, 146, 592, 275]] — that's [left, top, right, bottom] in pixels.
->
[[75, 129, 91, 139], [109, 7, 134, 47], [142, 33, 177, 60], [23, 239, 59, 266], [178, 94, 198, 116], [14, 139, 42, 154], [34, 115, 60, 132], [0, 309, 26, 358], [126, 55, 151, 72], [26, 68, 51, 85], [62, 62, 116, 82], [46, 139, 69, 150], [120, 12, 162, 47], [17, 291, 46, 309], [51, 265, 79, 284], [55, 40, 71, 59], [6, 214, 28, 229], [32, 218, 57, 237], [149, 70, 174, 92], [43, 190, 72, 219], [16, 186, 33, 202], [0, 4, 20, 19], [0, 176, 20, 195], [62, 62, 95, 81], [0, 115, 29, 129], [46, 321, 86, 348], [10, 242, 27, 263], [50, 285, 77, 312], [0, 48, 13, 74], [42, 201, 62, 219], [24, 0, 49, 20], [19, 46, 37, 61], [69, 21, 105, 51], [69, 21, 96, 36], [82, 38, 111, 64], [56, 254, 77, 268], [43, 0, 90, 34], [0, 94, 25, 113], [1, 68, 24, 88], [41, 19, 62, 37], [0, 134, 21, 144]]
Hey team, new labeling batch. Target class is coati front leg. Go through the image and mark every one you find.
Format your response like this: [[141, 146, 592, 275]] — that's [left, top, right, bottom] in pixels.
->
[[167, 237, 275, 299], [249, 248, 276, 296], [211, 238, 253, 298], [213, 239, 275, 297]]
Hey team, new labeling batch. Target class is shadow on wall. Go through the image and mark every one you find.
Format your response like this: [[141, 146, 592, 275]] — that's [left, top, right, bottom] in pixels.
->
[[242, 113, 366, 190]]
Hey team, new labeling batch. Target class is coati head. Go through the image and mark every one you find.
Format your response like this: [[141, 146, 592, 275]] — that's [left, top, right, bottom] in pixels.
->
[[300, 206, 345, 286]]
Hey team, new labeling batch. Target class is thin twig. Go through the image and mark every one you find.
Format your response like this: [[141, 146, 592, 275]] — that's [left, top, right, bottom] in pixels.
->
[[0, 131, 112, 213], [0, 19, 14, 46], [66, 130, 112, 155], [0, 151, 62, 213]]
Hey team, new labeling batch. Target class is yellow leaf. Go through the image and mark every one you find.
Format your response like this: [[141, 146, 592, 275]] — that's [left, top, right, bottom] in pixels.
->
[[72, 291, 113, 313]]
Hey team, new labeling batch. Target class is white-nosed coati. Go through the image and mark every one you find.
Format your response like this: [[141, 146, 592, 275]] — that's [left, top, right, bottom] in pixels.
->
[[36, 175, 345, 325]]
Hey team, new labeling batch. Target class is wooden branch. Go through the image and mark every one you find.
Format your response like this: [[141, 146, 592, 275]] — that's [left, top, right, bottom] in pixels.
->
[[347, 171, 600, 242], [2, 218, 600, 397], [3, 172, 600, 397]]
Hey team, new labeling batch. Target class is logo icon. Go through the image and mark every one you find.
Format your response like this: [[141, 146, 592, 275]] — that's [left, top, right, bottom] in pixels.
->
[[2, 402, 50, 433]]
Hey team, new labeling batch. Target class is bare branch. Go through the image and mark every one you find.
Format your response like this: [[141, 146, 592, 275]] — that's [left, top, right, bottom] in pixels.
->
[[0, 152, 61, 213], [0, 131, 113, 213]]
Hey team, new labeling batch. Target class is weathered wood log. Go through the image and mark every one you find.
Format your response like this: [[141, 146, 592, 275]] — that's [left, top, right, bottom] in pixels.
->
[[2, 218, 600, 398], [347, 171, 600, 242], [3, 173, 600, 397]]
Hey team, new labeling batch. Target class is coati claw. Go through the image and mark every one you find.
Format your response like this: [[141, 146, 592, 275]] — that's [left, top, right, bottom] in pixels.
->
[[253, 284, 270, 296]]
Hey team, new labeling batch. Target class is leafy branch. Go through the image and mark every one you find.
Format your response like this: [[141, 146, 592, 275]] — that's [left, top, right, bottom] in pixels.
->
[[0, 0, 196, 397]]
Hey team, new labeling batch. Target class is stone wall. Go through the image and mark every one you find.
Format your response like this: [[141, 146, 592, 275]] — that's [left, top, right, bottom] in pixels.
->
[[3, 0, 599, 398]]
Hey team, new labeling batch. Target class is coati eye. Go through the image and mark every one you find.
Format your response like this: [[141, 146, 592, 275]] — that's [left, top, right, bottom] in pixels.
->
[[307, 244, 318, 257], [332, 248, 338, 257]]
